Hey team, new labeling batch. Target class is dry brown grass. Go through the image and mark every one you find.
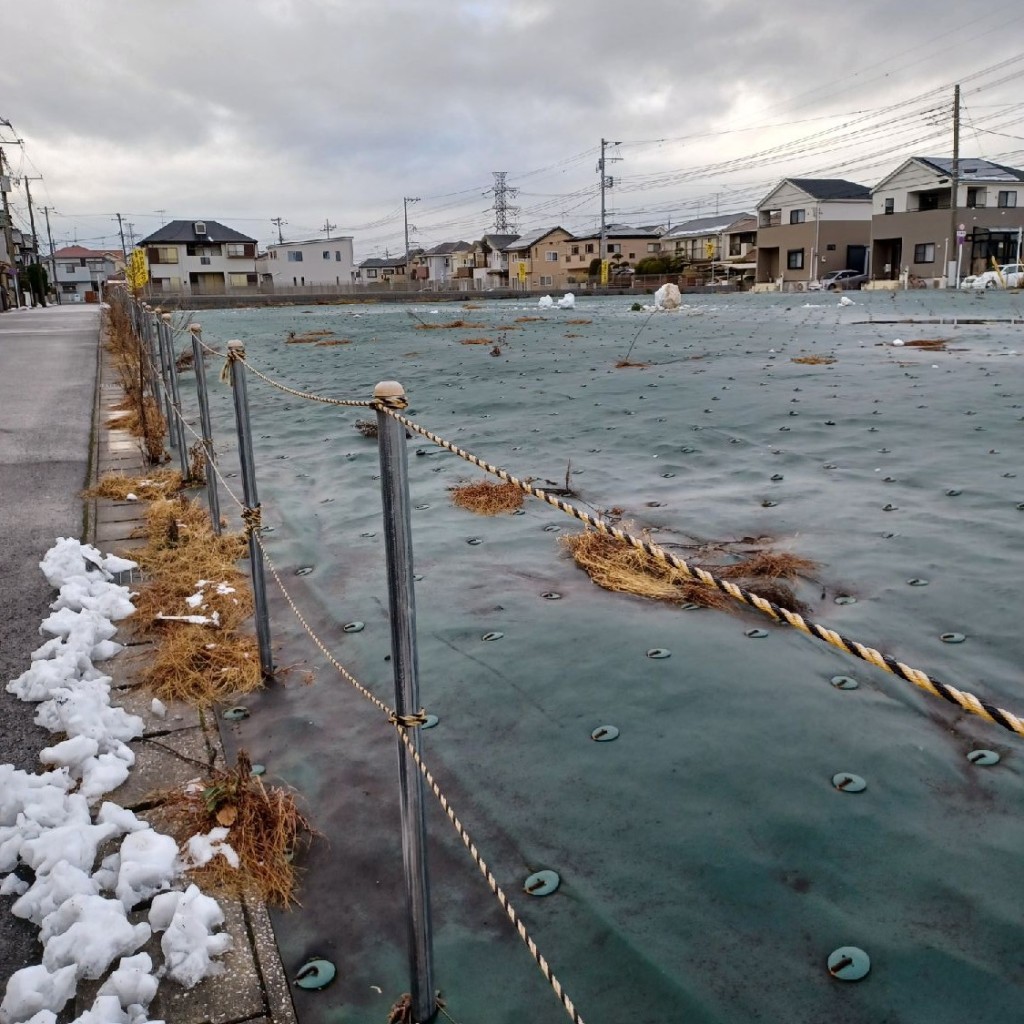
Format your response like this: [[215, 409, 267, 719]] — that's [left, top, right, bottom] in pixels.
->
[[459, 337, 493, 345], [514, 316, 544, 323], [154, 750, 312, 906], [905, 338, 948, 349], [565, 318, 592, 325], [561, 530, 729, 609], [462, 302, 483, 310], [716, 550, 818, 580], [315, 338, 351, 347], [414, 319, 486, 330], [791, 355, 836, 365], [615, 359, 650, 369], [143, 626, 262, 705], [450, 479, 524, 515], [84, 468, 184, 501], [287, 329, 336, 344]]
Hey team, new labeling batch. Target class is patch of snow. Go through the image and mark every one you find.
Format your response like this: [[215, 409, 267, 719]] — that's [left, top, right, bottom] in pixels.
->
[[537, 295, 554, 309], [0, 964, 78, 1024], [184, 827, 239, 870], [654, 283, 681, 310], [150, 885, 232, 987], [556, 292, 575, 309]]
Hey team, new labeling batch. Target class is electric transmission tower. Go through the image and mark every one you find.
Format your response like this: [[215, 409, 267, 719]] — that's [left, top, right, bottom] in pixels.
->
[[488, 172, 520, 233]]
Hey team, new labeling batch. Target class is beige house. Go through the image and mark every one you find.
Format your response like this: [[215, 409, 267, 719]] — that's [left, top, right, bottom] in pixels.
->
[[505, 227, 573, 290], [870, 156, 1024, 284], [563, 225, 662, 282], [755, 179, 871, 288]]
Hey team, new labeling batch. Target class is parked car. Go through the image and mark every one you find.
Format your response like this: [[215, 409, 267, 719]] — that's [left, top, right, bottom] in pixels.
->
[[809, 269, 868, 291], [962, 263, 1024, 290]]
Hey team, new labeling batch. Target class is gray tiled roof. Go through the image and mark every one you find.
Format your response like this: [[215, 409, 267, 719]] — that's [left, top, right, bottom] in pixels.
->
[[662, 213, 752, 238], [786, 179, 871, 201], [138, 220, 257, 244], [916, 156, 1024, 182], [505, 227, 567, 251], [423, 241, 472, 256], [359, 256, 407, 269]]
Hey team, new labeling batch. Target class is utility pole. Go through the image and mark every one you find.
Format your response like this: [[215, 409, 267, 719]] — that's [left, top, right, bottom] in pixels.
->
[[488, 172, 520, 233], [948, 83, 961, 287], [42, 205, 59, 305], [0, 146, 18, 302], [403, 197, 419, 263], [321, 218, 336, 240], [270, 217, 286, 244], [23, 176, 42, 265], [126, 222, 136, 248], [597, 138, 622, 265], [115, 212, 128, 263]]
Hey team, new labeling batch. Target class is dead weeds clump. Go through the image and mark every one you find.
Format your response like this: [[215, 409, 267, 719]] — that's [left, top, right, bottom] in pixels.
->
[[561, 530, 729, 609], [84, 468, 183, 501], [905, 338, 948, 349], [791, 355, 836, 365], [716, 550, 818, 580], [459, 337, 493, 345], [450, 479, 524, 515], [615, 359, 650, 369], [315, 338, 351, 347], [143, 625, 262, 706], [156, 750, 312, 906], [414, 318, 486, 331]]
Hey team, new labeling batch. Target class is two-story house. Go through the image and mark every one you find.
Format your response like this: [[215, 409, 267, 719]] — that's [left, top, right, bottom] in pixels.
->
[[355, 254, 409, 286], [505, 227, 573, 290], [564, 225, 662, 282], [52, 245, 124, 302], [417, 241, 472, 288], [138, 220, 258, 295], [470, 233, 519, 290], [870, 156, 1024, 284], [755, 179, 872, 288], [264, 236, 354, 287]]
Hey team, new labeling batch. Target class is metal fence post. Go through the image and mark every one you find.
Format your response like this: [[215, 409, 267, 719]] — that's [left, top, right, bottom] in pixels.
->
[[152, 308, 174, 444], [374, 380, 436, 1023], [160, 313, 189, 476], [188, 324, 222, 535], [226, 340, 274, 679]]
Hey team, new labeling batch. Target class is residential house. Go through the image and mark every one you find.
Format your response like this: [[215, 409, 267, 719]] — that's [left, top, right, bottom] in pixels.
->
[[138, 220, 259, 295], [505, 227, 573, 290], [870, 156, 1024, 283], [264, 236, 354, 287], [755, 179, 871, 288], [659, 213, 756, 283], [470, 233, 519, 290], [355, 254, 409, 286], [52, 245, 124, 302], [563, 225, 662, 283], [415, 241, 472, 288]]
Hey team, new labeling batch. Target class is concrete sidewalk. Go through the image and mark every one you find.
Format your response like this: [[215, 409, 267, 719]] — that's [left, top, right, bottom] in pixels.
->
[[84, 326, 298, 1024]]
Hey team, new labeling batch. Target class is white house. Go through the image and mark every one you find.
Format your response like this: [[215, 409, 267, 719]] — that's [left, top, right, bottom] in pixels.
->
[[264, 236, 355, 287], [52, 245, 123, 302], [471, 233, 519, 289], [418, 241, 471, 288], [137, 220, 258, 295]]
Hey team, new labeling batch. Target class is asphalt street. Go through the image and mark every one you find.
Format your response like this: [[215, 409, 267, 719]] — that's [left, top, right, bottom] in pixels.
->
[[0, 303, 101, 993]]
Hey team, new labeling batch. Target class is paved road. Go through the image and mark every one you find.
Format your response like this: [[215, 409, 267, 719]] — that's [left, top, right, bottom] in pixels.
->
[[0, 304, 101, 992]]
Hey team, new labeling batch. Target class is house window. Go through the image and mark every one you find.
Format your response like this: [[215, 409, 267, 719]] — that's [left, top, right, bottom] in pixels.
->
[[287, 251, 303, 262], [787, 249, 804, 270], [228, 273, 256, 287], [607, 243, 621, 254], [647, 243, 660, 252], [63, 263, 77, 273], [545, 251, 558, 262], [826, 244, 836, 251], [913, 243, 935, 264], [540, 275, 553, 286], [225, 243, 248, 257], [149, 247, 179, 264], [884, 198, 895, 215], [322, 250, 331, 259], [585, 243, 595, 254], [628, 252, 635, 259], [200, 256, 211, 265], [571, 245, 580, 256], [998, 191, 1018, 208], [790, 209, 806, 224], [966, 188, 986, 209], [335, 251, 342, 261], [365, 268, 377, 278]]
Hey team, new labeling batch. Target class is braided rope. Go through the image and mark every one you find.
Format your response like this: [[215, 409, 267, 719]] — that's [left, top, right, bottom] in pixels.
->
[[234, 352, 377, 408], [378, 406, 1024, 740], [251, 533, 584, 1022], [396, 727, 585, 1024]]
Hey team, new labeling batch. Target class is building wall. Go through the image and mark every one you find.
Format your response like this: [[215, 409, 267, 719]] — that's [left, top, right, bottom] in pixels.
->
[[145, 242, 259, 292], [265, 238, 354, 286], [507, 229, 573, 290], [756, 219, 870, 283]]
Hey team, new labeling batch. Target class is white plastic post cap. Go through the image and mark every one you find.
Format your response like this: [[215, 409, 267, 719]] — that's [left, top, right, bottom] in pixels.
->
[[227, 339, 245, 352], [188, 323, 202, 333], [373, 380, 406, 400], [160, 312, 172, 322]]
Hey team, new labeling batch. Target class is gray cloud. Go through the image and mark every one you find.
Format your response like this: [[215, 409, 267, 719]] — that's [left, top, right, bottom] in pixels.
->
[[2, 0, 1022, 254]]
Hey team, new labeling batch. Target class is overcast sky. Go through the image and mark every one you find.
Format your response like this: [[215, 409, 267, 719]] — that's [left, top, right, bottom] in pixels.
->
[[2, 1, 1023, 259]]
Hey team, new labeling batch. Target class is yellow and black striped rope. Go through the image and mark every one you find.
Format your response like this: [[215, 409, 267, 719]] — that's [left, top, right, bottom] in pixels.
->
[[396, 727, 585, 1024], [253, 532, 586, 1024], [378, 405, 1024, 740]]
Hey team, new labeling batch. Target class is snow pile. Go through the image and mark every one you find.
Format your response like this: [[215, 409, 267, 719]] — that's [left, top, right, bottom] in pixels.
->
[[838, 295, 854, 307], [537, 295, 554, 308], [556, 292, 575, 309], [1, 538, 234, 1024], [654, 283, 681, 310]]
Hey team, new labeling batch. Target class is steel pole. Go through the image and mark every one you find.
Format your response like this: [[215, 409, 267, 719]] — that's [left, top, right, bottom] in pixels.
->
[[227, 340, 274, 679], [160, 314, 189, 476], [152, 310, 174, 444], [374, 380, 436, 1023], [188, 324, 222, 535], [144, 308, 163, 414]]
